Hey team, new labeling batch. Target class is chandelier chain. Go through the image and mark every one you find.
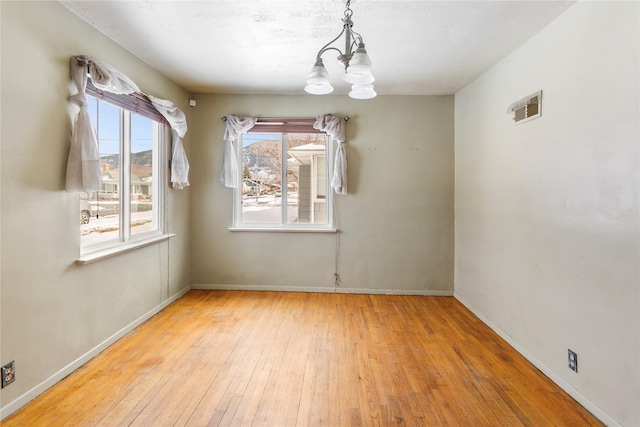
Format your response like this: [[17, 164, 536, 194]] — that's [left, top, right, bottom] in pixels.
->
[[344, 0, 353, 20]]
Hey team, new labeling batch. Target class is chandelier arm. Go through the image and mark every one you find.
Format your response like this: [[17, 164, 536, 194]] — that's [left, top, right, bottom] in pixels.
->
[[318, 46, 344, 58], [349, 29, 364, 46], [347, 39, 358, 53], [315, 25, 347, 59]]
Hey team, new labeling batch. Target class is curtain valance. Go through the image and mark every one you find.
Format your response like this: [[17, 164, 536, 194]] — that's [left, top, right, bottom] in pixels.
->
[[220, 114, 348, 195], [246, 118, 324, 134], [85, 79, 168, 125], [65, 55, 190, 191]]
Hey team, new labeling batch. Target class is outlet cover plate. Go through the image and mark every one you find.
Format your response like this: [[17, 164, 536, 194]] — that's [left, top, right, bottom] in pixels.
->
[[2, 361, 15, 388], [568, 349, 578, 373]]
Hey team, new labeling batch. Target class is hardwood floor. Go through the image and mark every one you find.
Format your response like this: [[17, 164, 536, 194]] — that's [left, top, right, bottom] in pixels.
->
[[3, 290, 602, 426]]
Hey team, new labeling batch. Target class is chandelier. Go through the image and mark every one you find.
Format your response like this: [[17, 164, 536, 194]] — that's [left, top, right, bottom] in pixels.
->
[[304, 0, 376, 99]]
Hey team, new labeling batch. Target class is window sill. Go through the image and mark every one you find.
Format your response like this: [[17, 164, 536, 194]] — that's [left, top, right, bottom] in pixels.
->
[[76, 233, 175, 265], [228, 227, 337, 233]]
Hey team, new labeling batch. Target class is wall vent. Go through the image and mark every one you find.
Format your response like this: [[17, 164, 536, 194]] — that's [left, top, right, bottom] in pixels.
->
[[507, 90, 541, 124]]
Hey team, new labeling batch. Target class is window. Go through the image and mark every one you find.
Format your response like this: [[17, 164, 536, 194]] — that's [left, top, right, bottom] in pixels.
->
[[233, 121, 334, 230], [80, 92, 167, 252]]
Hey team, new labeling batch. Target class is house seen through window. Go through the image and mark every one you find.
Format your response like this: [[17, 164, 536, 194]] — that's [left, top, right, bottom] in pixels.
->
[[236, 127, 333, 229], [80, 95, 166, 250]]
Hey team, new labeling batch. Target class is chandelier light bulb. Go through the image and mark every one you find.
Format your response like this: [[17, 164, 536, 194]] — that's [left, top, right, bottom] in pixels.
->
[[304, 60, 334, 95], [349, 83, 377, 100], [344, 44, 375, 85]]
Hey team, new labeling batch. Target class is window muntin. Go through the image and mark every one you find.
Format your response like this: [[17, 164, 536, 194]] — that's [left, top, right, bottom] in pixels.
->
[[80, 96, 165, 251], [235, 131, 333, 229], [130, 113, 159, 236]]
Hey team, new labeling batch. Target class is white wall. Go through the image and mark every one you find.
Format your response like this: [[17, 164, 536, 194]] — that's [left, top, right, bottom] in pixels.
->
[[454, 2, 639, 425], [0, 1, 191, 418], [190, 94, 455, 295]]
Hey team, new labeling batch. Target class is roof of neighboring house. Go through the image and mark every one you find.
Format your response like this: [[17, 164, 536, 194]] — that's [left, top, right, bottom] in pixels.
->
[[289, 143, 325, 165], [290, 143, 325, 151], [101, 169, 153, 186]]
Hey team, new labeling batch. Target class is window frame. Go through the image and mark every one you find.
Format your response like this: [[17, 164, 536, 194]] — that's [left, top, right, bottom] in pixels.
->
[[231, 120, 336, 233], [78, 88, 170, 260]]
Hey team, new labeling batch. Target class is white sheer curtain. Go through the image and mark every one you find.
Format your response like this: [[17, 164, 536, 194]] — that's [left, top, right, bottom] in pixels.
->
[[65, 55, 190, 191], [87, 58, 140, 94], [65, 57, 102, 192], [313, 114, 347, 195], [147, 95, 189, 189], [221, 115, 257, 188]]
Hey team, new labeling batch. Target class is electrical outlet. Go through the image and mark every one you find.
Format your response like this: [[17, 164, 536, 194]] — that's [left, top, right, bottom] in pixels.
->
[[568, 349, 578, 373], [2, 361, 15, 388]]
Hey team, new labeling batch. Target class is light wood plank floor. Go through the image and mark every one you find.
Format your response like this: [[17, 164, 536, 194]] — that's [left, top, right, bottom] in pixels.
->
[[4, 290, 602, 426]]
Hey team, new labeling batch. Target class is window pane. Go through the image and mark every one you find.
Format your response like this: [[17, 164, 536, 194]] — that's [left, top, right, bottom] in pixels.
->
[[81, 94, 166, 253], [313, 155, 328, 223], [237, 131, 331, 228], [81, 98, 121, 247], [241, 134, 282, 224], [130, 113, 156, 236], [315, 156, 326, 199], [286, 134, 328, 224]]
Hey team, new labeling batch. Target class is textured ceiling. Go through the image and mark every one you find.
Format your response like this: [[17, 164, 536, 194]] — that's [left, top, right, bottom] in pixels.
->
[[59, 0, 575, 96]]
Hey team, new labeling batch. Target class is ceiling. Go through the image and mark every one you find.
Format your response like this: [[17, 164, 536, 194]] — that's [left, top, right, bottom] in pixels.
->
[[59, 0, 575, 96]]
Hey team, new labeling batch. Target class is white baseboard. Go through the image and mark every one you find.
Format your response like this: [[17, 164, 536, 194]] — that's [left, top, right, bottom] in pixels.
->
[[0, 286, 191, 421], [191, 283, 454, 296], [453, 292, 620, 427]]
